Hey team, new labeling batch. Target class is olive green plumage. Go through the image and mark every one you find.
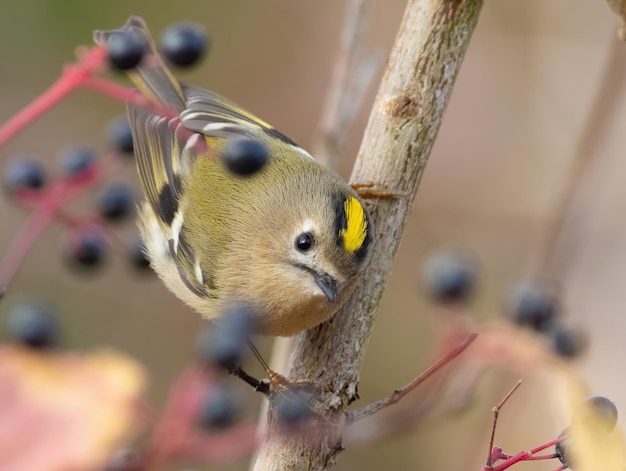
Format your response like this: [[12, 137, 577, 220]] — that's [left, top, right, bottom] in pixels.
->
[[95, 17, 372, 336]]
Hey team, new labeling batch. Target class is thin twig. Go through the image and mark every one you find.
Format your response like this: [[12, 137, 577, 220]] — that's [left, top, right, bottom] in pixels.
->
[[534, 34, 626, 278], [312, 0, 373, 168], [0, 47, 108, 147], [486, 380, 523, 468], [347, 333, 477, 423]]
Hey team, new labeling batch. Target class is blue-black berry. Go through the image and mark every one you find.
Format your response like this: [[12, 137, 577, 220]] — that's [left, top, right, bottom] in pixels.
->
[[422, 251, 477, 304], [65, 230, 107, 269], [107, 116, 134, 155], [222, 139, 269, 176], [160, 23, 208, 68], [552, 325, 588, 359], [59, 145, 97, 179], [106, 31, 145, 70], [573, 395, 618, 434], [196, 305, 258, 369], [509, 280, 559, 333], [98, 183, 135, 222], [6, 300, 59, 349], [198, 384, 241, 430], [275, 388, 313, 426], [128, 238, 151, 271], [555, 428, 572, 467], [4, 156, 46, 195]]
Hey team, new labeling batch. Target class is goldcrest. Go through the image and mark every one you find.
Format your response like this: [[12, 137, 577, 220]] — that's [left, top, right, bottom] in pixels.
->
[[95, 17, 372, 336]]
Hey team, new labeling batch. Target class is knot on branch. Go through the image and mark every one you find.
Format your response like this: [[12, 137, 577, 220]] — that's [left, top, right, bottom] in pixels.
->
[[385, 94, 419, 119]]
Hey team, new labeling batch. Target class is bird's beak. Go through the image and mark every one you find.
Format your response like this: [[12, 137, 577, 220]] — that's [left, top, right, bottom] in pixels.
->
[[314, 272, 337, 303]]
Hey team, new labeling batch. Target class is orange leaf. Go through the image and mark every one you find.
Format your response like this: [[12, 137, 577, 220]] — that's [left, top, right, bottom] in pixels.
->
[[0, 345, 145, 471]]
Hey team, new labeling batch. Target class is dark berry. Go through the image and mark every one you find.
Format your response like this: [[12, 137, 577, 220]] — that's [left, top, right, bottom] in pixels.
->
[[106, 31, 145, 70], [422, 251, 477, 304], [197, 305, 258, 369], [509, 280, 559, 332], [275, 388, 313, 425], [107, 116, 134, 155], [104, 448, 141, 471], [555, 428, 572, 467], [222, 139, 269, 176], [198, 384, 240, 430], [552, 325, 588, 359], [573, 395, 618, 434], [160, 23, 208, 68], [97, 183, 135, 222], [4, 156, 46, 195], [128, 238, 151, 271], [6, 300, 59, 349], [59, 145, 97, 179], [65, 230, 107, 269]]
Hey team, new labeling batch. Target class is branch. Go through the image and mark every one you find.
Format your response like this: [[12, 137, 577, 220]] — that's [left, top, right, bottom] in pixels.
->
[[252, 0, 484, 469], [532, 34, 626, 278], [346, 333, 477, 424], [312, 0, 375, 168]]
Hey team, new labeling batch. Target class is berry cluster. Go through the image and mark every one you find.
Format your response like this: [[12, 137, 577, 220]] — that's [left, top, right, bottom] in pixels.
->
[[102, 22, 269, 176], [2, 121, 147, 278], [421, 251, 588, 360], [508, 279, 588, 359], [107, 22, 208, 71]]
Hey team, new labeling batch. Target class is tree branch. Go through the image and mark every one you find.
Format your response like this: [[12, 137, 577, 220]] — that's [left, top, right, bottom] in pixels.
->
[[252, 0, 483, 469], [312, 0, 374, 168]]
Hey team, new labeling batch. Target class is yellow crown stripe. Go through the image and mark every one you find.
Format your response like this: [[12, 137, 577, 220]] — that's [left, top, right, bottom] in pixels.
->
[[341, 197, 367, 252]]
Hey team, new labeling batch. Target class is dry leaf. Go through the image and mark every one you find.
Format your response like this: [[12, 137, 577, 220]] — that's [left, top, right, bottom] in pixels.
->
[[0, 345, 145, 471]]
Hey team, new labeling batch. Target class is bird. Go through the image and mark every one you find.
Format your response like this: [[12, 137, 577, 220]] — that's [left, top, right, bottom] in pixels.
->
[[94, 17, 372, 336]]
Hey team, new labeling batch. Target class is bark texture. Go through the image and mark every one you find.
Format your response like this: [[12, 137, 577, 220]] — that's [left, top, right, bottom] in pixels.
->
[[252, 0, 483, 469]]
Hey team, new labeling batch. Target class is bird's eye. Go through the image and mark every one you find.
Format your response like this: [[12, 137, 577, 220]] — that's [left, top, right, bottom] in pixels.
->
[[295, 232, 314, 252]]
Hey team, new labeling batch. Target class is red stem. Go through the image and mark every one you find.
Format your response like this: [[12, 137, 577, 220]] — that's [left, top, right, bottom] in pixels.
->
[[491, 438, 562, 471], [530, 438, 562, 454], [82, 76, 145, 105], [0, 185, 65, 288], [0, 47, 108, 148]]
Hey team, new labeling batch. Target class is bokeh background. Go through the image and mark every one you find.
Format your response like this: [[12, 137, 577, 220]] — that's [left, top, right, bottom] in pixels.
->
[[0, 1, 624, 470]]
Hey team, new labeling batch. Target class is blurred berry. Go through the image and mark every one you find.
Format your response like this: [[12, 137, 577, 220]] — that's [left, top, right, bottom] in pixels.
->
[[555, 428, 572, 467], [104, 448, 141, 471], [222, 139, 269, 176], [107, 116, 134, 155], [106, 32, 145, 70], [552, 325, 588, 359], [422, 251, 477, 304], [4, 156, 46, 195], [6, 300, 59, 349], [128, 238, 151, 271], [59, 145, 97, 179], [573, 395, 618, 434], [509, 280, 559, 333], [98, 182, 135, 222], [65, 230, 107, 270], [274, 388, 313, 426], [198, 384, 240, 430], [197, 305, 258, 369], [160, 23, 209, 67]]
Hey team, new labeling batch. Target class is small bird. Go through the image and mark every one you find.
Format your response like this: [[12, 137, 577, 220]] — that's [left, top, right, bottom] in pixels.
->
[[94, 17, 372, 336]]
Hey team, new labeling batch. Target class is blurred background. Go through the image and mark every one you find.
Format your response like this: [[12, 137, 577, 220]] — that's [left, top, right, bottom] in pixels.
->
[[0, 1, 623, 470]]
